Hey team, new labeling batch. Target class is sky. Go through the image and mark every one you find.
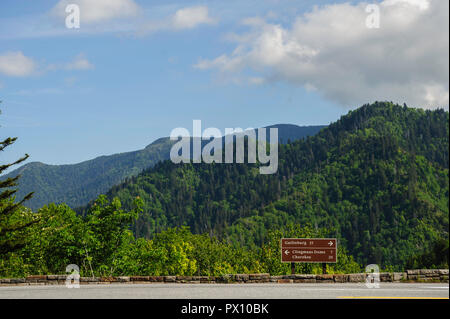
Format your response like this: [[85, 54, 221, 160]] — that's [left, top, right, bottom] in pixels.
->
[[0, 0, 448, 169]]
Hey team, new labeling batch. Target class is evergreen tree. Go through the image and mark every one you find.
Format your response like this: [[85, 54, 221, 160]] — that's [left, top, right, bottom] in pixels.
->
[[0, 103, 35, 254]]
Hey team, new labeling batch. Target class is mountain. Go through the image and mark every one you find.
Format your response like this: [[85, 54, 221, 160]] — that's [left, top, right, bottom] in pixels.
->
[[265, 124, 325, 144], [102, 102, 449, 268], [2, 137, 175, 211], [2, 124, 325, 210]]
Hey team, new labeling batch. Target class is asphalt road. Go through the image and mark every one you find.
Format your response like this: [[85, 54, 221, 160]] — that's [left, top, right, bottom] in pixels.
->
[[0, 283, 448, 299]]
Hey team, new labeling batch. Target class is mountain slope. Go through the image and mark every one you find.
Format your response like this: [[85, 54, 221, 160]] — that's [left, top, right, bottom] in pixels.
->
[[103, 102, 449, 268], [2, 124, 325, 210], [3, 137, 175, 210]]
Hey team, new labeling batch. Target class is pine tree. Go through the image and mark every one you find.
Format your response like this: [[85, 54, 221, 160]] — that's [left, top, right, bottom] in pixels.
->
[[0, 103, 36, 254]]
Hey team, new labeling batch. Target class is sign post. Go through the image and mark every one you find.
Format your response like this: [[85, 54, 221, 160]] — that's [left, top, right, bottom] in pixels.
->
[[281, 238, 337, 266]]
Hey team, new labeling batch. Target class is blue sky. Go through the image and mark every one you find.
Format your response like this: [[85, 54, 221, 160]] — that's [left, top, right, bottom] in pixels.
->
[[0, 0, 448, 168]]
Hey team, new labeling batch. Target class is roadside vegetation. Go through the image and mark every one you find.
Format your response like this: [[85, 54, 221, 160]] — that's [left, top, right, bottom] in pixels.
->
[[1, 102, 448, 277]]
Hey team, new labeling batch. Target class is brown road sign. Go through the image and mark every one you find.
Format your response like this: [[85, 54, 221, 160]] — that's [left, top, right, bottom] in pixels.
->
[[281, 238, 337, 263]]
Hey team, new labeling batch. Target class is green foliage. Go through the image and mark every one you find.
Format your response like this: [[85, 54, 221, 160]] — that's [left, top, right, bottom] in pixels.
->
[[406, 238, 449, 269], [1, 198, 359, 276], [0, 105, 36, 256], [0, 195, 142, 277], [3, 126, 324, 211], [1, 102, 448, 276], [21, 203, 84, 275], [103, 102, 449, 270]]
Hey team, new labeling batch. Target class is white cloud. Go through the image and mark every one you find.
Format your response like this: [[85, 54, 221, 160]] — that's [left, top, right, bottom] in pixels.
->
[[65, 54, 94, 70], [47, 53, 94, 72], [137, 6, 216, 36], [0, 51, 36, 77], [52, 0, 140, 24], [248, 77, 265, 85], [195, 0, 449, 109], [0, 52, 93, 78], [1, 3, 214, 39], [383, 0, 430, 10], [172, 6, 216, 30]]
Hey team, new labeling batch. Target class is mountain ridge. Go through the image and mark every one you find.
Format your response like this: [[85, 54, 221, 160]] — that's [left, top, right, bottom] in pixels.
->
[[2, 124, 325, 210]]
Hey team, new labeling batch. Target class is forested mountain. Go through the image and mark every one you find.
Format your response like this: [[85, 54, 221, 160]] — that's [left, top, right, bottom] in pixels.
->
[[1, 125, 324, 210], [1, 137, 174, 211], [103, 102, 449, 269]]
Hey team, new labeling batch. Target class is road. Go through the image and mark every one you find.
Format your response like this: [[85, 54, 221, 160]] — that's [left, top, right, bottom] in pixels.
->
[[0, 283, 448, 299]]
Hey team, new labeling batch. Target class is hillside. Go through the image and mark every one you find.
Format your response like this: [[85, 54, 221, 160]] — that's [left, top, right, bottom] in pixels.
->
[[2, 124, 324, 210], [104, 102, 449, 268], [2, 137, 175, 211]]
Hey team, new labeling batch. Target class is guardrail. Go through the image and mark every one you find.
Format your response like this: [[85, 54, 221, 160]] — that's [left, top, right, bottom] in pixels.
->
[[0, 269, 448, 285]]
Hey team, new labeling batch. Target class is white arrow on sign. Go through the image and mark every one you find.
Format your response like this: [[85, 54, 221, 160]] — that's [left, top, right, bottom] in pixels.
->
[[328, 241, 334, 246], [284, 250, 290, 255]]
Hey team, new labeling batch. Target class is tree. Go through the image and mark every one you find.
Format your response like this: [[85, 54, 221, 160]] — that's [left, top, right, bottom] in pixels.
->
[[0, 103, 36, 254], [81, 195, 142, 276], [406, 238, 449, 269]]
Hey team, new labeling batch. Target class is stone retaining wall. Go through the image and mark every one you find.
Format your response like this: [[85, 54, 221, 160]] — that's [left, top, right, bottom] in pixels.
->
[[0, 269, 447, 286]]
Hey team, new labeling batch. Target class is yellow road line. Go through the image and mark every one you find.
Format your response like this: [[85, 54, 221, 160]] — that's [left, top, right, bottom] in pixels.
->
[[339, 296, 448, 299]]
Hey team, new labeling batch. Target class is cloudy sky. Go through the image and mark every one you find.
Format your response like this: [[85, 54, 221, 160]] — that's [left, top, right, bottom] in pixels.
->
[[0, 0, 448, 167]]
